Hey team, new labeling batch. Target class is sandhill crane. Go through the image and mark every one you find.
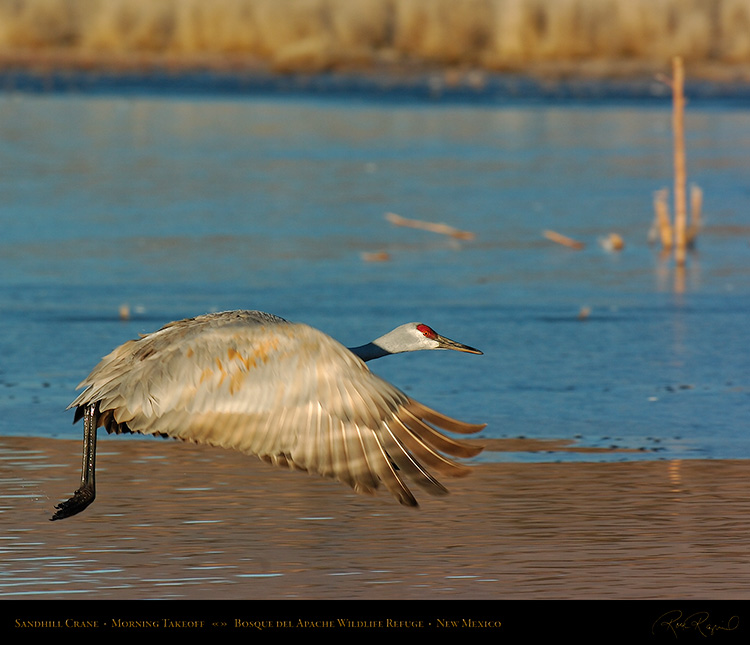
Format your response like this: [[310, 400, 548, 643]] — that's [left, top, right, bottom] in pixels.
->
[[51, 310, 485, 520]]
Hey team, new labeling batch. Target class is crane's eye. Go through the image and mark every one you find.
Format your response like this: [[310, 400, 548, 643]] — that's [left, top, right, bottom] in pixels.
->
[[416, 324, 438, 339]]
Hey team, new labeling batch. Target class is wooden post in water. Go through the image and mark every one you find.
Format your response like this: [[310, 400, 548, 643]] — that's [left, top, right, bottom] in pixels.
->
[[671, 56, 688, 266]]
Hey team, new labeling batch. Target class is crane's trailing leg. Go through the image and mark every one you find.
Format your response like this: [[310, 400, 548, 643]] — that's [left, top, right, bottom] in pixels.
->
[[51, 404, 98, 521]]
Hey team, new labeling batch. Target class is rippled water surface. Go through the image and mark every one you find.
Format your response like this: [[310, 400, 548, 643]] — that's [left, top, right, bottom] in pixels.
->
[[3, 436, 750, 601], [2, 91, 748, 460], [1, 88, 749, 601]]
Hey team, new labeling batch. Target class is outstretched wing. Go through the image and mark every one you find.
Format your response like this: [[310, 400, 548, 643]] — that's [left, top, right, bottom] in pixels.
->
[[70, 311, 485, 506]]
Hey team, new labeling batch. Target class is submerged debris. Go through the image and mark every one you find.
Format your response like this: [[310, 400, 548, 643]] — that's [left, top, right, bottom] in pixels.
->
[[599, 232, 625, 252], [361, 251, 391, 262]]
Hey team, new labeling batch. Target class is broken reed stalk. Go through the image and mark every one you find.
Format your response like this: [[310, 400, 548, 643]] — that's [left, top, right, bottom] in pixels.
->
[[653, 188, 673, 250], [688, 183, 703, 247], [671, 56, 688, 265]]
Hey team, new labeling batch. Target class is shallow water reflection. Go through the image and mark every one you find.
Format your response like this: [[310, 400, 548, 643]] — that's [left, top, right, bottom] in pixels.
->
[[2, 436, 750, 599]]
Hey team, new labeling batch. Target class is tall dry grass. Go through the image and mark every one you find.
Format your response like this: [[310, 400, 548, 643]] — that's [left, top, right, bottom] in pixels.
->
[[0, 0, 749, 73]]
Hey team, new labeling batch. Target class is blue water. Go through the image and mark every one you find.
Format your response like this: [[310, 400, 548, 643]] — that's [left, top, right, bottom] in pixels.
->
[[1, 89, 748, 463]]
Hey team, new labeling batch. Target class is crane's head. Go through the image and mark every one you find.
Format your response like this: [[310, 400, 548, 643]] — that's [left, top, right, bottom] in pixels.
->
[[374, 322, 483, 356]]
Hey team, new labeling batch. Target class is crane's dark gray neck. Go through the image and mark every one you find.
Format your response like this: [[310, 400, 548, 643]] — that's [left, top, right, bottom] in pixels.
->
[[348, 342, 391, 362]]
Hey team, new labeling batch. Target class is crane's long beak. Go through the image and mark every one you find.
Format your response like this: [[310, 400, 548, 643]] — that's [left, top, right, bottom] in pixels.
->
[[435, 334, 483, 355]]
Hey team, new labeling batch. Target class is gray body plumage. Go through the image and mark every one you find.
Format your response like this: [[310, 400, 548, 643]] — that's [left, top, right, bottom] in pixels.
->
[[57, 310, 485, 517]]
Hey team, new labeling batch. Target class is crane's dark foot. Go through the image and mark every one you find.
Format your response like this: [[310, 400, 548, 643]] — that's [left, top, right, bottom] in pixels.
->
[[50, 484, 95, 521]]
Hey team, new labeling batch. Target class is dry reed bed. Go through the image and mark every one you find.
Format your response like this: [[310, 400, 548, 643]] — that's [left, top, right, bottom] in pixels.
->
[[1, 0, 750, 74]]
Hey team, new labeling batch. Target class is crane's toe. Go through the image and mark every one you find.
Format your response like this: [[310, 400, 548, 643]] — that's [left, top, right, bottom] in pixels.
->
[[50, 485, 96, 521]]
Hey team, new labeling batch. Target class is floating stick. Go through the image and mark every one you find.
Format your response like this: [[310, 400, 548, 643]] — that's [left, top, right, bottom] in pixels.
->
[[543, 229, 585, 250], [385, 212, 476, 240]]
